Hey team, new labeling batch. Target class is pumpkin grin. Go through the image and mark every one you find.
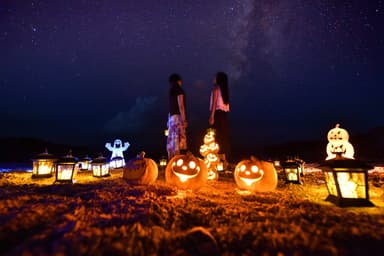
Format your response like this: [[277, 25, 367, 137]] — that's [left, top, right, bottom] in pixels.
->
[[171, 159, 201, 183], [238, 164, 265, 186]]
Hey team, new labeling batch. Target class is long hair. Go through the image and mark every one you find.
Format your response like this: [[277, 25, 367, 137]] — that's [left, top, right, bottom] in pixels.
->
[[216, 72, 229, 104]]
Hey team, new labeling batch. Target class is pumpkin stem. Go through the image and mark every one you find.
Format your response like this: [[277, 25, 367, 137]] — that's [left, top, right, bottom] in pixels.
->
[[138, 151, 146, 159], [250, 155, 257, 161]]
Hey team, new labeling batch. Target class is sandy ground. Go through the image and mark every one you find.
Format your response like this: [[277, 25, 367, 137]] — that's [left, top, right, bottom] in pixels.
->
[[0, 167, 384, 256]]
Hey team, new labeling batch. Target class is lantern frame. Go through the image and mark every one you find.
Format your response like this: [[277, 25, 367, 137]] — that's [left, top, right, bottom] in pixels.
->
[[281, 159, 303, 184], [79, 155, 92, 171], [32, 149, 57, 179], [92, 155, 110, 177], [320, 155, 374, 207], [55, 151, 78, 184]]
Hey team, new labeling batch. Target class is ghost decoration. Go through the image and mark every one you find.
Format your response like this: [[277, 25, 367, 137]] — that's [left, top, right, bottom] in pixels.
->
[[165, 152, 208, 191], [123, 151, 158, 185], [234, 156, 278, 192], [105, 139, 130, 168], [326, 124, 354, 160]]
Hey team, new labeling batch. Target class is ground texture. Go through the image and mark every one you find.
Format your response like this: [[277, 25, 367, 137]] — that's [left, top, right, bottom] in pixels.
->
[[0, 168, 384, 256]]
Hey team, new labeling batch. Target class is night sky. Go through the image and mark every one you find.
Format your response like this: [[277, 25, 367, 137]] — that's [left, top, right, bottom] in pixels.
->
[[1, 0, 383, 156]]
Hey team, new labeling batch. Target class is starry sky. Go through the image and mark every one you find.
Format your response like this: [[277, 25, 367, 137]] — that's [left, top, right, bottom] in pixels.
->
[[1, 0, 383, 156]]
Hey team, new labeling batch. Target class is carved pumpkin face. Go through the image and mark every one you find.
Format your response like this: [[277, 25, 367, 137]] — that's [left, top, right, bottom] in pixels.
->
[[203, 132, 215, 145], [234, 156, 278, 192], [165, 152, 207, 191], [327, 124, 349, 142], [123, 152, 158, 185], [325, 124, 355, 160]]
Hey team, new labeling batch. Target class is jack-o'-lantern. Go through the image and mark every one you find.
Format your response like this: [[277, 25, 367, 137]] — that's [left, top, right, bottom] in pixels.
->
[[203, 129, 216, 144], [165, 152, 208, 191], [206, 161, 219, 181], [326, 124, 354, 160], [123, 151, 158, 185], [234, 156, 278, 192]]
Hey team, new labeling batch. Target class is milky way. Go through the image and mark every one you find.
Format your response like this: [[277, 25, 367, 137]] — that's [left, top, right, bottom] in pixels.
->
[[0, 0, 383, 151]]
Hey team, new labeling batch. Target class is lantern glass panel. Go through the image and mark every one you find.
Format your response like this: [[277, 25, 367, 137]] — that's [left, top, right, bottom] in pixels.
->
[[93, 164, 109, 177], [57, 164, 76, 181], [33, 160, 54, 176], [324, 171, 338, 196], [285, 168, 299, 181], [335, 171, 366, 199]]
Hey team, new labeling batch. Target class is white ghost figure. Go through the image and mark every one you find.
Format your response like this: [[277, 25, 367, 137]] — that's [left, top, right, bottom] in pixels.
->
[[105, 139, 130, 168]]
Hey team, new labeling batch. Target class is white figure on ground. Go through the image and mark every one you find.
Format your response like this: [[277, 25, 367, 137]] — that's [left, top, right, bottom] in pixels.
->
[[105, 139, 130, 168]]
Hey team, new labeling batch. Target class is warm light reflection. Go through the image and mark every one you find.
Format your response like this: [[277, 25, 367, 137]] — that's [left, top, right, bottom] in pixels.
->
[[57, 165, 75, 180]]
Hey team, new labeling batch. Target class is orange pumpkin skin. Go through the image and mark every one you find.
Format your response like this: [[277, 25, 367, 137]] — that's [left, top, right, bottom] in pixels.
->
[[123, 152, 158, 185], [165, 153, 208, 191], [234, 157, 278, 192]]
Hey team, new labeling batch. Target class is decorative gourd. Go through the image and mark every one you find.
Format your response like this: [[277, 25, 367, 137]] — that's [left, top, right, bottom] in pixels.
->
[[123, 151, 158, 185], [234, 156, 278, 192], [326, 124, 354, 160], [165, 152, 208, 191]]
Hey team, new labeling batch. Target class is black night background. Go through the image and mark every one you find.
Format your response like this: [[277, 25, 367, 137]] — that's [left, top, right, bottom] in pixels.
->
[[1, 0, 383, 162]]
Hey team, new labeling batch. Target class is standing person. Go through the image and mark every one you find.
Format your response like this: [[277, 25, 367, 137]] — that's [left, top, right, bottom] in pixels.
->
[[209, 72, 230, 166], [167, 73, 188, 160]]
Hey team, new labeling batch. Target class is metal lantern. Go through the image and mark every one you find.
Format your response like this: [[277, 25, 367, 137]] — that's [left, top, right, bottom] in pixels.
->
[[281, 159, 303, 184], [320, 154, 374, 207], [159, 156, 167, 167], [32, 149, 57, 178], [55, 150, 78, 183], [92, 155, 110, 177], [79, 155, 92, 171]]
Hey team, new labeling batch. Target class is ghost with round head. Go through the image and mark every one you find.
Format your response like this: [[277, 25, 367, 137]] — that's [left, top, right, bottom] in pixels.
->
[[105, 139, 130, 168], [326, 124, 354, 160]]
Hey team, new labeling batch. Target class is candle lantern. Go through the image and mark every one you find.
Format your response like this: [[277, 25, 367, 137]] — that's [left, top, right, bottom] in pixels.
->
[[55, 150, 78, 183], [32, 149, 57, 178], [92, 154, 110, 177], [159, 156, 167, 167], [281, 159, 303, 184], [320, 154, 374, 207], [79, 155, 92, 171], [164, 129, 169, 137]]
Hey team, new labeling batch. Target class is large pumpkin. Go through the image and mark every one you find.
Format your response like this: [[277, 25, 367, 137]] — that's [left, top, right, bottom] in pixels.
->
[[234, 156, 278, 192], [123, 152, 158, 185], [165, 152, 208, 191]]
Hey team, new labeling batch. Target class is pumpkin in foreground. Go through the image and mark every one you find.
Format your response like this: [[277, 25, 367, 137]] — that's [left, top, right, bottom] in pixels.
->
[[165, 152, 208, 191], [123, 151, 158, 185], [234, 156, 278, 192]]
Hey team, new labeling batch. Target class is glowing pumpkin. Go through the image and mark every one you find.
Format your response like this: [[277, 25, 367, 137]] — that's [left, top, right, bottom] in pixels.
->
[[326, 124, 354, 160], [165, 152, 208, 191], [234, 156, 278, 192], [123, 151, 158, 185]]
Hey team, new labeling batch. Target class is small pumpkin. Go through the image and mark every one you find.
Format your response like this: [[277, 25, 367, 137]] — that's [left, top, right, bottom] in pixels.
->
[[123, 151, 158, 185], [234, 156, 278, 192], [165, 152, 208, 191]]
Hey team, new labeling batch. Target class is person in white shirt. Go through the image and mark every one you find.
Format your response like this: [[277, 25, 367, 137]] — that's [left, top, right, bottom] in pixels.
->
[[209, 72, 230, 166]]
